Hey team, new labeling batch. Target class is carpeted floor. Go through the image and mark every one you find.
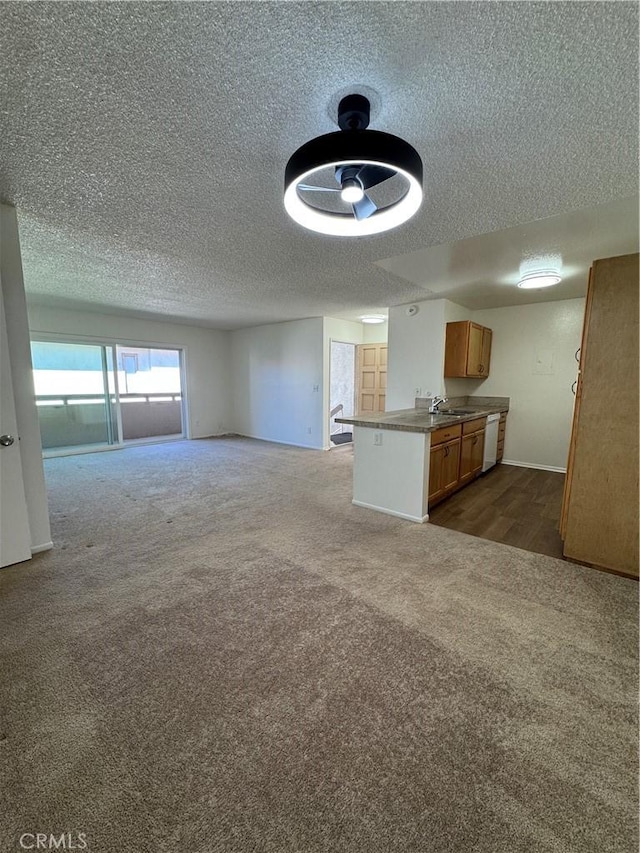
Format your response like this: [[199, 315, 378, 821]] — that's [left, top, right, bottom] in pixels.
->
[[1, 437, 637, 853]]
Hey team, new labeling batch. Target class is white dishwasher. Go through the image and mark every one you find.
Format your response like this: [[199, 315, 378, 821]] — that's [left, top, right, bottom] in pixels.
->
[[482, 413, 501, 472]]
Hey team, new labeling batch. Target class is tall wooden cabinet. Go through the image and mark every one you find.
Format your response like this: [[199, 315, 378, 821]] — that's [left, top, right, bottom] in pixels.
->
[[560, 253, 639, 577]]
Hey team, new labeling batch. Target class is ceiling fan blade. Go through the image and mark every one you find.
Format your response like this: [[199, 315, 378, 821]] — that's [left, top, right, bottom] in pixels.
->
[[356, 164, 396, 189], [352, 193, 378, 221], [298, 184, 341, 193]]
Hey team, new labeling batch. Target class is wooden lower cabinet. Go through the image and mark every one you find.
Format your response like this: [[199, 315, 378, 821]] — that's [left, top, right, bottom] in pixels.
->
[[428, 438, 461, 506], [429, 417, 487, 509], [459, 428, 485, 485], [428, 423, 462, 506], [496, 414, 507, 462]]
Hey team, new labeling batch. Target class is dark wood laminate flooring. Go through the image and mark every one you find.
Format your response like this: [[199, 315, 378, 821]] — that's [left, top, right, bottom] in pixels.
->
[[428, 464, 566, 559]]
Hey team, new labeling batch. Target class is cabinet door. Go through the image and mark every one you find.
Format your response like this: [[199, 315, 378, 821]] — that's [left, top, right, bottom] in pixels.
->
[[428, 445, 445, 504], [460, 429, 485, 483], [562, 253, 639, 575], [497, 414, 506, 462], [459, 433, 475, 485], [480, 328, 492, 376], [442, 438, 461, 492], [560, 269, 593, 536], [465, 324, 484, 376], [470, 429, 485, 475]]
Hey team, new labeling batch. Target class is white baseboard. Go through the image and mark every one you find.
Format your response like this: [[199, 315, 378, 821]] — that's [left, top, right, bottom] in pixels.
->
[[235, 432, 322, 451], [352, 499, 428, 524], [501, 459, 567, 474], [31, 541, 53, 554]]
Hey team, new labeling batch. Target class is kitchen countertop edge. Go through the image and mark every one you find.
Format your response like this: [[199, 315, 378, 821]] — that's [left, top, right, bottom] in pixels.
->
[[336, 406, 509, 434]]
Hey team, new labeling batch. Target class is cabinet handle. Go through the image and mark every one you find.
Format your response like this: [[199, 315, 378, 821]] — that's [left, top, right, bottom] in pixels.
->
[[472, 435, 478, 444], [478, 364, 484, 373], [444, 446, 449, 457], [575, 348, 580, 363], [571, 380, 577, 395]]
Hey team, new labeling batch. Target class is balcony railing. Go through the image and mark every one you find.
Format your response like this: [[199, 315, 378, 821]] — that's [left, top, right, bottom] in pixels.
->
[[35, 392, 183, 448]]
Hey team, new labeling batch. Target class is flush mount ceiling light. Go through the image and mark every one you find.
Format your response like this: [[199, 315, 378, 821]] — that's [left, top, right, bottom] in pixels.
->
[[284, 94, 423, 237], [360, 314, 386, 324], [517, 271, 562, 289]]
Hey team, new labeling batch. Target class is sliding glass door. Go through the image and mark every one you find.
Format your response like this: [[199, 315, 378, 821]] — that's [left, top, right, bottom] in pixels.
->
[[32, 341, 116, 451], [115, 346, 183, 442], [32, 340, 184, 454]]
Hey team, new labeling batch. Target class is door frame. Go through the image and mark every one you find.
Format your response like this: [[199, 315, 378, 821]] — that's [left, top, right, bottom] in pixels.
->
[[355, 342, 387, 416], [0, 282, 32, 566], [327, 339, 356, 450]]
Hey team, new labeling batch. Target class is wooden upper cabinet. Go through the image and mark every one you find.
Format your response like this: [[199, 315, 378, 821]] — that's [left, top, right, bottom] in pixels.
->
[[480, 327, 492, 376], [444, 321, 492, 378]]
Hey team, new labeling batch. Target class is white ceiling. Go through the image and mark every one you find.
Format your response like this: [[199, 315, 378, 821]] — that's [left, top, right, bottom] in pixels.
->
[[0, 2, 637, 330]]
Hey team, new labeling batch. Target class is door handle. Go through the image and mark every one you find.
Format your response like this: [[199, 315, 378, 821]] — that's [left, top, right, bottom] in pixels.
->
[[0, 434, 15, 447]]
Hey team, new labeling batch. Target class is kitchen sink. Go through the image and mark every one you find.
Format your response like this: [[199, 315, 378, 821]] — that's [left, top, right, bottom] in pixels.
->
[[439, 408, 480, 415]]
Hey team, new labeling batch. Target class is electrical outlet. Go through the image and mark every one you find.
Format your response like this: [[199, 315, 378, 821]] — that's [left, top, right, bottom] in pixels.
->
[[373, 432, 383, 446], [414, 386, 422, 396]]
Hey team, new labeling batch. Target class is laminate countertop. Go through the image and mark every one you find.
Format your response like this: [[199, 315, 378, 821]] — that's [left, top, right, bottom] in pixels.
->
[[336, 405, 509, 434]]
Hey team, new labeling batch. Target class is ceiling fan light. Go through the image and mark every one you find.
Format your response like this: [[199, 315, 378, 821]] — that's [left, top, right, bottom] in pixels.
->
[[517, 271, 562, 289], [360, 314, 386, 324], [340, 180, 365, 203], [285, 158, 422, 237]]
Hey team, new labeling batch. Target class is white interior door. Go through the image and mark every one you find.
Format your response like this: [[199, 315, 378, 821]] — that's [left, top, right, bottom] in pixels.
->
[[0, 284, 32, 567]]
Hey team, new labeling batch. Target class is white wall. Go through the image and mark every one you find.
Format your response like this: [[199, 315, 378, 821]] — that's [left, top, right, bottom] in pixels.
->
[[230, 318, 324, 449], [386, 299, 449, 409], [363, 320, 388, 344], [0, 205, 51, 552], [472, 299, 585, 470], [27, 305, 233, 438]]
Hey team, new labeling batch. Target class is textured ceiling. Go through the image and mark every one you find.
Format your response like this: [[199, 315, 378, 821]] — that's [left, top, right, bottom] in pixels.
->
[[0, 2, 637, 330]]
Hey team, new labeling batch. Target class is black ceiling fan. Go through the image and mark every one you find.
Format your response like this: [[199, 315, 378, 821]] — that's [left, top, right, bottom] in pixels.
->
[[284, 94, 423, 237]]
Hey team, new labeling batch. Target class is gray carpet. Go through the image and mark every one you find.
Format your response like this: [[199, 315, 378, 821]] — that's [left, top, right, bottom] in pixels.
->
[[1, 437, 637, 853]]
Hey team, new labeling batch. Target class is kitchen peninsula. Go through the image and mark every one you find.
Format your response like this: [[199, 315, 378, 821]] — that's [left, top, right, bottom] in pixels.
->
[[336, 397, 509, 523]]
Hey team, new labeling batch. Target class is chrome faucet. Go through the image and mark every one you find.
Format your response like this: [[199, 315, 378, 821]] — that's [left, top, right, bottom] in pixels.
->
[[429, 395, 448, 413]]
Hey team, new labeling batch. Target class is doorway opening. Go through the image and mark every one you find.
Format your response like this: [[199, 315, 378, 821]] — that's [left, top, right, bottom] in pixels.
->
[[31, 340, 185, 455], [329, 341, 355, 447]]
